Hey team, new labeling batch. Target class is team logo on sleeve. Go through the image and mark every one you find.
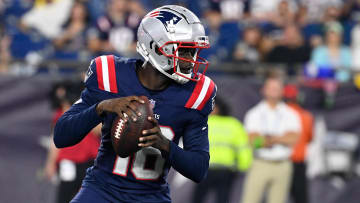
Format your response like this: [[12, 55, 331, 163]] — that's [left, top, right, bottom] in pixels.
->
[[84, 60, 94, 83], [148, 10, 182, 30], [211, 96, 215, 111]]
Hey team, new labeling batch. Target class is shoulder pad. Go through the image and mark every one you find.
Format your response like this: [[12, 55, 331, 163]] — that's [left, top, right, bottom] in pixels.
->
[[185, 75, 216, 112], [85, 55, 118, 93]]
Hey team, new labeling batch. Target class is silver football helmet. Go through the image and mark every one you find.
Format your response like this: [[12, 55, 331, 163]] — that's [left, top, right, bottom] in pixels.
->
[[136, 5, 210, 84]]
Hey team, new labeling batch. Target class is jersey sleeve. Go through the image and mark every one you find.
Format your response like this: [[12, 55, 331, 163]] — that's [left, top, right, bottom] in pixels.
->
[[54, 55, 118, 148], [166, 80, 216, 182], [85, 55, 119, 94], [167, 112, 210, 183], [185, 75, 217, 116]]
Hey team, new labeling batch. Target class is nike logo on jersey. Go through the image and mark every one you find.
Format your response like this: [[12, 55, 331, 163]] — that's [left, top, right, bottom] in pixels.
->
[[202, 126, 207, 131]]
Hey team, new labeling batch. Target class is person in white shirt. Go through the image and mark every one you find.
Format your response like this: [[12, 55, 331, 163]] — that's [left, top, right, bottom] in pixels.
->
[[241, 75, 301, 203]]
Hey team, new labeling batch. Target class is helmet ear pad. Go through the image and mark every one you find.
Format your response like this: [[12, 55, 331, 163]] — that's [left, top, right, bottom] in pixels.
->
[[153, 44, 173, 71]]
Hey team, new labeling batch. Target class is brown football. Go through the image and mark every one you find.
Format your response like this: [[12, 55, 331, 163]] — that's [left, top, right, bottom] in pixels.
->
[[110, 96, 154, 158]]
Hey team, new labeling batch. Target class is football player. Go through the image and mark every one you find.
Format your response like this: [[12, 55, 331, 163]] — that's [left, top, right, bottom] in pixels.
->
[[54, 5, 217, 203]]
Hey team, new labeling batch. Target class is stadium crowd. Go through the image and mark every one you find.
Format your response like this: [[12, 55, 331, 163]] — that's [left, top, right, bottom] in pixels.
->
[[0, 0, 360, 78]]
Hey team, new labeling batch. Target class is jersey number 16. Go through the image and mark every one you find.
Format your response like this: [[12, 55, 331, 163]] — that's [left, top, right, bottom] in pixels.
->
[[112, 126, 175, 180]]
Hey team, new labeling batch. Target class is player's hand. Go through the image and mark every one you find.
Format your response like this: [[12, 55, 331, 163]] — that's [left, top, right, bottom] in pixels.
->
[[138, 116, 170, 152], [96, 96, 145, 122]]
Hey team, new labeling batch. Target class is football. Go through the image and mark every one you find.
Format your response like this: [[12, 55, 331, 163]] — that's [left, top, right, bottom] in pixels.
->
[[111, 96, 154, 158]]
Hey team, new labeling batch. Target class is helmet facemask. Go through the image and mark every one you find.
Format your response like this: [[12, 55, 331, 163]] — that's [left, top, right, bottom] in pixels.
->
[[157, 36, 210, 84], [159, 36, 209, 84]]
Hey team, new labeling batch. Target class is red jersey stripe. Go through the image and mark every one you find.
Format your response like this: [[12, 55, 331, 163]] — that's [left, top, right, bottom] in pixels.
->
[[107, 55, 118, 93], [95, 57, 104, 91], [197, 79, 215, 110], [185, 75, 205, 108]]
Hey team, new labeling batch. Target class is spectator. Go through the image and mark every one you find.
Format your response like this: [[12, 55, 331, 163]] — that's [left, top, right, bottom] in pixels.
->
[[200, 9, 224, 62], [200, 6, 241, 64], [20, 0, 74, 39], [299, 0, 343, 23], [265, 24, 311, 73], [219, 0, 245, 21], [87, 0, 142, 56], [310, 21, 352, 81], [258, 34, 276, 61], [44, 83, 101, 203], [86, 0, 109, 23], [322, 5, 343, 23], [270, 0, 297, 28], [341, 0, 360, 22], [0, 24, 11, 74], [53, 0, 92, 60], [249, 0, 297, 24], [296, 4, 309, 26], [351, 19, 360, 70], [233, 25, 262, 63], [192, 97, 252, 203], [284, 84, 314, 203], [241, 74, 301, 203]]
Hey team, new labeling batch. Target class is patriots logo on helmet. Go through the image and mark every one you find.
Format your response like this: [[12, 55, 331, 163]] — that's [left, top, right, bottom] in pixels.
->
[[148, 10, 182, 30]]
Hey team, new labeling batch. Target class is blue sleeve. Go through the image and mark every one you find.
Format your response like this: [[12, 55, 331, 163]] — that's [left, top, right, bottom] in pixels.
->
[[166, 83, 216, 182], [200, 84, 217, 116], [167, 112, 209, 183], [54, 59, 104, 148], [53, 89, 103, 148]]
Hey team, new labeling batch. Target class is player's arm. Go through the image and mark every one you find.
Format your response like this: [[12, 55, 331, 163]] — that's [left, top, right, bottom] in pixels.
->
[[140, 76, 217, 182], [54, 57, 111, 148], [167, 114, 210, 183], [54, 56, 144, 148], [53, 88, 104, 148]]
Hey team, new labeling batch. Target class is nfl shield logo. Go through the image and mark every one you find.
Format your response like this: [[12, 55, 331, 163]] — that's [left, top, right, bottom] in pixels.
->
[[149, 99, 156, 109]]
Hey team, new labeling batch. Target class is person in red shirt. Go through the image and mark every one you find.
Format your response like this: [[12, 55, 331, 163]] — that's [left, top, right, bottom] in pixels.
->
[[44, 90, 101, 203], [284, 84, 314, 203]]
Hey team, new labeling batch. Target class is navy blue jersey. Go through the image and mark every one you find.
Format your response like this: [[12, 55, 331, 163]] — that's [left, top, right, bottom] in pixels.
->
[[54, 55, 216, 202]]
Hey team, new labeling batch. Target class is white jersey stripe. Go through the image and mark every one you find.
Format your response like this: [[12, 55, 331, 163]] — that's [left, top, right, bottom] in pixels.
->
[[100, 55, 111, 92], [192, 76, 211, 109]]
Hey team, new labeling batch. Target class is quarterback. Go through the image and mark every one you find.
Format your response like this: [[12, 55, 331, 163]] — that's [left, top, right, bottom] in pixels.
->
[[54, 5, 216, 203]]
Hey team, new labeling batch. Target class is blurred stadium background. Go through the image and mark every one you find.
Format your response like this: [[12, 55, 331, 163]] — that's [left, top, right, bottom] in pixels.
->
[[1, 0, 360, 202]]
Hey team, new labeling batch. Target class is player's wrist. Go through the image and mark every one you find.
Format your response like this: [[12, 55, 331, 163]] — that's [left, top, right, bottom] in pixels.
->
[[95, 102, 105, 116], [160, 139, 170, 152]]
